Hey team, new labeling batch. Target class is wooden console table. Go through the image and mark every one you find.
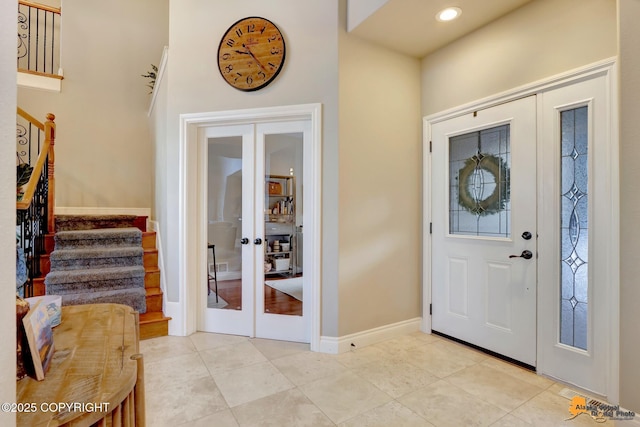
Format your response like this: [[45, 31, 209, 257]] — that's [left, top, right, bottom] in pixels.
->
[[17, 304, 145, 426]]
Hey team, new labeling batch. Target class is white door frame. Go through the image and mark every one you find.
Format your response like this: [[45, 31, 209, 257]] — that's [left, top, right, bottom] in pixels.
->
[[178, 103, 323, 351], [422, 58, 619, 402]]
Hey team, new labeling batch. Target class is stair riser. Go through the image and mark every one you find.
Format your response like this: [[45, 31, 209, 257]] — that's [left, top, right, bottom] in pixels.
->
[[33, 278, 45, 296], [140, 320, 168, 340], [40, 255, 50, 276], [145, 270, 160, 288], [51, 256, 142, 271], [46, 266, 145, 284], [142, 233, 156, 250], [48, 277, 145, 295], [62, 288, 146, 314], [55, 236, 142, 249], [144, 251, 158, 269], [146, 293, 163, 312], [44, 234, 55, 253]]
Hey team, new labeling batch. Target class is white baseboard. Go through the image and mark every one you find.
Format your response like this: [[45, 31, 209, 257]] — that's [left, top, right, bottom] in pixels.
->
[[164, 301, 185, 336], [55, 207, 151, 217], [319, 317, 422, 354]]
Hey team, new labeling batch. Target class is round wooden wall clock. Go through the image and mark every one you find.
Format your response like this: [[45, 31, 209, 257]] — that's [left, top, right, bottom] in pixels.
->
[[217, 16, 286, 91]]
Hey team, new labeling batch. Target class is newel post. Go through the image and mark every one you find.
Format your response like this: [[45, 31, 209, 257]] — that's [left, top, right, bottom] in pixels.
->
[[45, 113, 56, 234]]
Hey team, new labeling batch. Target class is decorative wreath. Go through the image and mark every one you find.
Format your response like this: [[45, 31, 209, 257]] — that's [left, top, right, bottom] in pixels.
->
[[457, 153, 510, 216]]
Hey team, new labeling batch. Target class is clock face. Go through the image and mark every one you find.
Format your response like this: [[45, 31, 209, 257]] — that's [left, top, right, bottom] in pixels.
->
[[217, 17, 286, 91]]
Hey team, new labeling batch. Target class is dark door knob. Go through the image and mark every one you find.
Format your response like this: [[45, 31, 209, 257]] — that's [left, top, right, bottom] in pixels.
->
[[254, 238, 263, 245], [521, 231, 532, 240], [240, 238, 249, 245], [509, 250, 533, 260]]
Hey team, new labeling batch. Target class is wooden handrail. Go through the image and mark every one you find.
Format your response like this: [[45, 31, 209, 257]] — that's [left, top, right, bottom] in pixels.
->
[[18, 0, 60, 15], [16, 107, 44, 131], [16, 112, 56, 235], [16, 140, 50, 210]]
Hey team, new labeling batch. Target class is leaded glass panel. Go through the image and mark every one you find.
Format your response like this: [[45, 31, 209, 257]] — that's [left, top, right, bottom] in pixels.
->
[[559, 106, 588, 350], [449, 125, 510, 237]]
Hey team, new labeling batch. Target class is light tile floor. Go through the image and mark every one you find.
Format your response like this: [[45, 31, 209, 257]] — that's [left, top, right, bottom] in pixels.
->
[[140, 332, 633, 426]]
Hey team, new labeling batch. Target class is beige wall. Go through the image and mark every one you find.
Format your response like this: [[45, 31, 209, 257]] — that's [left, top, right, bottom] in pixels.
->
[[421, 0, 616, 116], [17, 0, 169, 208], [618, 0, 640, 413], [338, 6, 422, 335], [1, 0, 17, 424], [160, 0, 341, 334]]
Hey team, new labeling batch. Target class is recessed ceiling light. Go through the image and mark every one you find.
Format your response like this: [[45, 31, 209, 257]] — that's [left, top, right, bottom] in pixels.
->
[[436, 7, 462, 22]]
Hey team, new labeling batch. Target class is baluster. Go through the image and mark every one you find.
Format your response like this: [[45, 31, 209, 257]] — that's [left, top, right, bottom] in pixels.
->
[[45, 113, 55, 233]]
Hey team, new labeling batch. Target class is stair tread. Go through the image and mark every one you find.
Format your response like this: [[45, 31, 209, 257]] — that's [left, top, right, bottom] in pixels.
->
[[46, 265, 145, 278], [146, 287, 162, 296], [140, 311, 171, 323]]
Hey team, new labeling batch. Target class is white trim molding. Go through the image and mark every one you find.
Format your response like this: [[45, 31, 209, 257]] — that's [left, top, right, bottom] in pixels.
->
[[319, 317, 422, 354], [147, 46, 168, 117], [17, 71, 62, 92]]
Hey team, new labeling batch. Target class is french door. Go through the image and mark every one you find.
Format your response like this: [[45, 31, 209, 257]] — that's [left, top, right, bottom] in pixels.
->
[[198, 120, 311, 343], [430, 96, 538, 366]]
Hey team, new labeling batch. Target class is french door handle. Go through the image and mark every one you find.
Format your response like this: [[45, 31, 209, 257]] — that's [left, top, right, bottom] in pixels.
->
[[240, 238, 249, 245], [254, 238, 263, 245], [509, 250, 533, 260]]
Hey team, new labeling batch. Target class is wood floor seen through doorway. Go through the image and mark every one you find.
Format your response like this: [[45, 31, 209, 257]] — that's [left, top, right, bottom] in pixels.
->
[[214, 278, 302, 316]]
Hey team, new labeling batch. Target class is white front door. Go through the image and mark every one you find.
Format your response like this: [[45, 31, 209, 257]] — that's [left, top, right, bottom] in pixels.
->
[[199, 120, 311, 343], [430, 96, 537, 366]]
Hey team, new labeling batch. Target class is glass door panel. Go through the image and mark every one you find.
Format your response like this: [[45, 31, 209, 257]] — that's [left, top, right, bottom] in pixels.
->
[[449, 125, 511, 238], [263, 132, 304, 316], [207, 136, 244, 311], [200, 123, 255, 338], [255, 120, 310, 343]]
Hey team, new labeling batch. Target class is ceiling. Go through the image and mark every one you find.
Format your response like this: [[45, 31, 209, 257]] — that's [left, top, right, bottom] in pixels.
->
[[349, 0, 535, 58]]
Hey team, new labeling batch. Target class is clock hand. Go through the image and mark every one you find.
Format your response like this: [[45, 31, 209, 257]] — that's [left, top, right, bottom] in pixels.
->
[[242, 44, 268, 71], [235, 50, 250, 55]]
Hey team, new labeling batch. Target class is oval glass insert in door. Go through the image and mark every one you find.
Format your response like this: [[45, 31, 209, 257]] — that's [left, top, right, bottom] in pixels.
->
[[207, 136, 244, 311], [263, 132, 304, 316]]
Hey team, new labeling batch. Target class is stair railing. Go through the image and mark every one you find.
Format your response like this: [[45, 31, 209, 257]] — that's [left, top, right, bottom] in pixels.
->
[[17, 0, 62, 78], [16, 108, 56, 297]]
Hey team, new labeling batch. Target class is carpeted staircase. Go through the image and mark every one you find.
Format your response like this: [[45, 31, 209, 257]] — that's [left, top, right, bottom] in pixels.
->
[[45, 227, 147, 313]]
